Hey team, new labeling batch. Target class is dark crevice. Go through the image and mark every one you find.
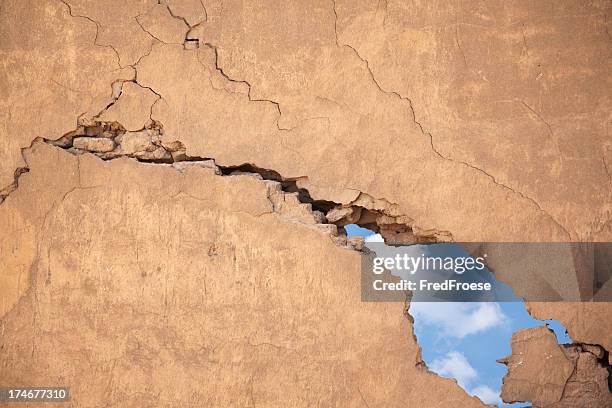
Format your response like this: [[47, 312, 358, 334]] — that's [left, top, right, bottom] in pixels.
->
[[218, 163, 337, 213], [54, 3, 443, 242], [3, 120, 448, 247], [282, 183, 337, 214], [219, 163, 283, 181], [0, 167, 30, 203]]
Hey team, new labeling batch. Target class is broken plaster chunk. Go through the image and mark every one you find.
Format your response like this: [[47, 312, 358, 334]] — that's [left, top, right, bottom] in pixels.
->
[[325, 206, 362, 225], [72, 137, 115, 153], [317, 223, 338, 237], [379, 225, 417, 245], [133, 147, 172, 162], [170, 151, 187, 161], [348, 236, 365, 251], [326, 206, 352, 223], [581, 344, 605, 359], [262, 179, 282, 190], [263, 184, 329, 226], [84, 125, 103, 137], [159, 139, 184, 152], [312, 210, 326, 224], [498, 326, 575, 407], [116, 131, 153, 154]]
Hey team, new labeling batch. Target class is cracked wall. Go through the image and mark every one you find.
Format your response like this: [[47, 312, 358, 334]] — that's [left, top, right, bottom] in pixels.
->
[[1, 0, 611, 406], [0, 143, 486, 407]]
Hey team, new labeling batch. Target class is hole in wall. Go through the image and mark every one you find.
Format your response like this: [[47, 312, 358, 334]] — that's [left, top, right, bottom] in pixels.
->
[[344, 224, 573, 407]]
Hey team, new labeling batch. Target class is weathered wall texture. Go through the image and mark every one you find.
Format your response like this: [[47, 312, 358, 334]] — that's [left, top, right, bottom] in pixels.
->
[[0, 0, 611, 406], [0, 143, 485, 407]]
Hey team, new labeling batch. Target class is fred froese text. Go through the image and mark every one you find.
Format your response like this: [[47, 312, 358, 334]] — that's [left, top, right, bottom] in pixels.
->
[[372, 279, 492, 292]]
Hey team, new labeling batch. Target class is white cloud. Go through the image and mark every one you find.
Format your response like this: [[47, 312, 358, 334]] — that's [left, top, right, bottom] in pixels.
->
[[471, 385, 502, 405], [409, 302, 507, 339], [430, 351, 477, 388], [364, 233, 384, 243]]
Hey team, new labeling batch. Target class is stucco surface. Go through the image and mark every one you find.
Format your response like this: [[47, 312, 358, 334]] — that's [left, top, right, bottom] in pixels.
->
[[0, 144, 485, 407], [0, 0, 610, 406]]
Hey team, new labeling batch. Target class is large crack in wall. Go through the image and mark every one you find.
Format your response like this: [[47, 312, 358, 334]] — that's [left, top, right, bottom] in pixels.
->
[[0, 133, 489, 407], [4, 0, 608, 244], [6, 123, 610, 406], [52, 0, 594, 244], [1, 0, 451, 244], [2, 119, 452, 247]]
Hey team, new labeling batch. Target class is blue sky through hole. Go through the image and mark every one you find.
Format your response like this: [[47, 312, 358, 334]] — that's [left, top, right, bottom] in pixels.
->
[[345, 224, 572, 407]]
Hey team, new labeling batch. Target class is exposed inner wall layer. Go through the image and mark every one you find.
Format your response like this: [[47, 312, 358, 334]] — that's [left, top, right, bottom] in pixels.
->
[[40, 121, 452, 244]]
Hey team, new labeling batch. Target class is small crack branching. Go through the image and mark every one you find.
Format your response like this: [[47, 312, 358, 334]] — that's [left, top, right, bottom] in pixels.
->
[[59, 0, 124, 70], [330, 0, 573, 240]]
